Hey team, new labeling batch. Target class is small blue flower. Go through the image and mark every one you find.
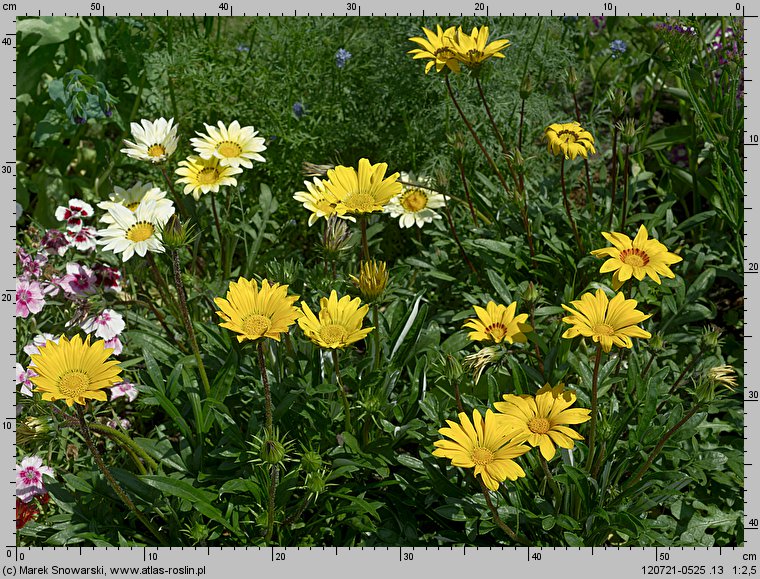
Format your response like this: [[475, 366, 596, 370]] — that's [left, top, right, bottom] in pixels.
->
[[236, 44, 250, 52], [292, 102, 305, 119], [335, 48, 352, 68], [610, 39, 628, 58]]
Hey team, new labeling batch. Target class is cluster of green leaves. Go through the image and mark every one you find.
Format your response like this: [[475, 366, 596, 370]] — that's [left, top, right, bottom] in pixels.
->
[[17, 15, 743, 547]]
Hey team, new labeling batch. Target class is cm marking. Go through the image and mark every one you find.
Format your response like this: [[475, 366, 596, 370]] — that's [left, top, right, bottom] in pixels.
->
[[2, 4, 16, 10]]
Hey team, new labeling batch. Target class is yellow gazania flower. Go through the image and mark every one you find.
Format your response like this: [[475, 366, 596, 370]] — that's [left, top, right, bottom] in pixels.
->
[[190, 120, 267, 169], [29, 334, 122, 407], [214, 278, 300, 343], [175, 156, 243, 201], [432, 409, 529, 491], [462, 301, 532, 344], [450, 26, 510, 68], [408, 25, 460, 74], [544, 122, 597, 160], [493, 384, 591, 461], [292, 177, 355, 227], [591, 224, 683, 290], [298, 290, 373, 349], [324, 158, 402, 215], [561, 289, 651, 352]]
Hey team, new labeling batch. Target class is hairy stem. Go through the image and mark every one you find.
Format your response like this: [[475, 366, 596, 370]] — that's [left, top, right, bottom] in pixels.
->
[[331, 349, 352, 433], [76, 406, 167, 545], [585, 346, 603, 471], [170, 250, 211, 397], [560, 158, 585, 254]]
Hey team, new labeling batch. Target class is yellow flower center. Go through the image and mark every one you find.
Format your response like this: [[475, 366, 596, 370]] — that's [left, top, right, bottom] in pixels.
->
[[344, 193, 376, 213], [619, 248, 650, 267], [126, 221, 155, 242], [242, 314, 271, 337], [485, 322, 508, 341], [147, 144, 166, 158], [592, 323, 615, 336], [197, 167, 220, 185], [320, 324, 348, 345], [58, 371, 90, 398], [400, 189, 429, 212], [217, 141, 242, 158], [126, 202, 140, 211], [528, 417, 550, 434], [471, 446, 494, 465]]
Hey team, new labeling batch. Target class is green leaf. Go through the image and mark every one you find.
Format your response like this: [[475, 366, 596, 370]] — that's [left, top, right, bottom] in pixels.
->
[[211, 347, 238, 402], [686, 268, 716, 301], [18, 16, 81, 47], [486, 269, 512, 304], [141, 476, 233, 531]]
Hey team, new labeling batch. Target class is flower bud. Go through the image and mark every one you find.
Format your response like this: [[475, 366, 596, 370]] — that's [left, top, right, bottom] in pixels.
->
[[161, 214, 195, 250], [300, 450, 323, 473], [519, 74, 533, 100], [321, 216, 353, 257], [261, 438, 286, 464], [522, 281, 539, 305], [610, 88, 628, 118], [305, 471, 327, 495], [566, 66, 579, 93], [350, 260, 388, 303]]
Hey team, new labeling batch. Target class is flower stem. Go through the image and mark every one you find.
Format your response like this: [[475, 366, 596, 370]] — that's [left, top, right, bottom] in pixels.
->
[[560, 157, 585, 254], [539, 455, 562, 513], [265, 464, 279, 544], [621, 144, 631, 230], [475, 77, 509, 158], [331, 349, 352, 433], [625, 405, 701, 490], [655, 348, 705, 413], [360, 216, 370, 262], [476, 477, 530, 545], [609, 126, 619, 229], [572, 92, 595, 217], [75, 406, 167, 545], [88, 423, 159, 472], [210, 191, 225, 275], [441, 189, 478, 276], [585, 345, 603, 471], [170, 249, 211, 397], [455, 157, 478, 226], [445, 75, 512, 198], [257, 342, 273, 433], [160, 165, 187, 219], [372, 304, 381, 372]]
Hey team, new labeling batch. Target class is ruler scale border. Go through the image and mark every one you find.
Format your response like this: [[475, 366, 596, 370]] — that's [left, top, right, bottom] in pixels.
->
[[7, 1, 753, 576]]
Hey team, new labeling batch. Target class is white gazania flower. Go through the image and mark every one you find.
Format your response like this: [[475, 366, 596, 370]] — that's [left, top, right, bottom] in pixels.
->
[[385, 172, 445, 228], [175, 156, 243, 200], [293, 177, 355, 227], [97, 201, 169, 261], [98, 182, 174, 225], [120, 117, 179, 164], [190, 120, 267, 168]]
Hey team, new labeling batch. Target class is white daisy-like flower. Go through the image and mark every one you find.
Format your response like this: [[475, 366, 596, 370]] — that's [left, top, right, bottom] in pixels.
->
[[98, 182, 174, 225], [190, 120, 267, 168], [293, 177, 355, 227], [97, 200, 169, 261], [385, 172, 445, 228], [175, 156, 243, 201], [120, 117, 179, 164]]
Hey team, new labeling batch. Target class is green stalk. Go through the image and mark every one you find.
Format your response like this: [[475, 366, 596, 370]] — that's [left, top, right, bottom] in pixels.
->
[[170, 249, 211, 397], [539, 455, 562, 513], [625, 405, 701, 490], [560, 157, 585, 254], [585, 345, 603, 471], [331, 349, 352, 433], [88, 423, 159, 471], [360, 216, 370, 262], [476, 477, 530, 545], [76, 407, 167, 545], [372, 304, 381, 372], [257, 342, 273, 433]]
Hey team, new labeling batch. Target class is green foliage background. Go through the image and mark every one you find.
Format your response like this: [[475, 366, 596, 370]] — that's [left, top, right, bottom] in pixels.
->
[[16, 15, 744, 547]]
